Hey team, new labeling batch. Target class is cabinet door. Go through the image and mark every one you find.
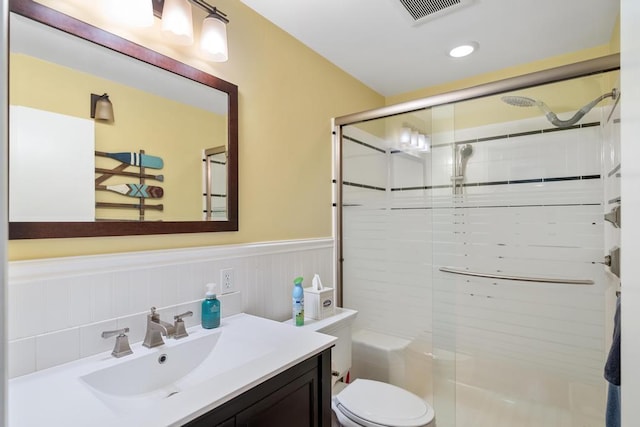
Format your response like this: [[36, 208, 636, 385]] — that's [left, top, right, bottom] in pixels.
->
[[235, 368, 318, 427], [183, 350, 331, 427]]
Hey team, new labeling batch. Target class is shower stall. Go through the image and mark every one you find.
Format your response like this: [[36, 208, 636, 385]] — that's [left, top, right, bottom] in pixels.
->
[[334, 56, 620, 427]]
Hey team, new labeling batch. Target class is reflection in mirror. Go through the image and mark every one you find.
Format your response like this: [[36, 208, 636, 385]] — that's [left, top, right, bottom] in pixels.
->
[[8, 0, 238, 238], [204, 146, 227, 221]]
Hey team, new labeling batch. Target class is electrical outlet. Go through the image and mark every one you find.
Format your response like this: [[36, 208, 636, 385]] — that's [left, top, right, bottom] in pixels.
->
[[220, 268, 235, 294]]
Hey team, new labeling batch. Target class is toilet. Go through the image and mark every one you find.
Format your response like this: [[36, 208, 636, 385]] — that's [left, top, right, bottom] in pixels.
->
[[288, 308, 435, 427]]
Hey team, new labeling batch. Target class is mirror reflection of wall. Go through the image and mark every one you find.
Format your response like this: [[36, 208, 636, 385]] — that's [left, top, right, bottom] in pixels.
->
[[9, 13, 229, 222]]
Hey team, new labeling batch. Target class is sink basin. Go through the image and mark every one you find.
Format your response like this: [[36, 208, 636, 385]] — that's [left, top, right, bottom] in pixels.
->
[[9, 314, 337, 426], [81, 330, 222, 397]]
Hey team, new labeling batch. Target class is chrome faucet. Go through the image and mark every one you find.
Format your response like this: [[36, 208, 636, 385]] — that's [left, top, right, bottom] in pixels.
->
[[142, 307, 176, 348], [173, 311, 194, 339], [102, 327, 133, 358]]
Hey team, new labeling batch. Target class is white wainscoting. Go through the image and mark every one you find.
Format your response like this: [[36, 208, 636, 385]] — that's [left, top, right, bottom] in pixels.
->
[[7, 238, 334, 378]]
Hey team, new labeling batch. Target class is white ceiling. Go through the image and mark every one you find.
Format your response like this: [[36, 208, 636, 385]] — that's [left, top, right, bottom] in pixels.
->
[[239, 0, 620, 97]]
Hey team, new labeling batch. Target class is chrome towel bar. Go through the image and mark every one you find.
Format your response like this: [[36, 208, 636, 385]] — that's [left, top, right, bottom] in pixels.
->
[[439, 267, 594, 285]]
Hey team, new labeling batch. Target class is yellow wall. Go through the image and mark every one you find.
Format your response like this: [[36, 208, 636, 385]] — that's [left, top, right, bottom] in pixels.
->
[[9, 0, 384, 259]]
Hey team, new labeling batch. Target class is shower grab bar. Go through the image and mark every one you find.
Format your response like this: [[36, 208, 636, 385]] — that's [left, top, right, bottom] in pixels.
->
[[439, 266, 594, 285]]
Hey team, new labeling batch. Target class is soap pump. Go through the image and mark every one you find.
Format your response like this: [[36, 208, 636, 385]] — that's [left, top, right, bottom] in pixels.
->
[[201, 283, 221, 329]]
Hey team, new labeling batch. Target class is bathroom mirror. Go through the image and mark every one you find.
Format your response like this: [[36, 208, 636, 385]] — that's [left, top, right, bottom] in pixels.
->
[[8, 0, 238, 239]]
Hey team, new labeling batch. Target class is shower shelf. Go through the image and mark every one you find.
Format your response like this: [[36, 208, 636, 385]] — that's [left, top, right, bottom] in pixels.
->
[[439, 267, 594, 285]]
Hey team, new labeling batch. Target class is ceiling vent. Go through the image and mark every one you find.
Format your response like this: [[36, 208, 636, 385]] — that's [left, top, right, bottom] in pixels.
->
[[397, 0, 473, 24]]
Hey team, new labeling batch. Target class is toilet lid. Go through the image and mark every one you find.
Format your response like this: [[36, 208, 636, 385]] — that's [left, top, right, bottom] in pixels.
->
[[334, 379, 434, 427]]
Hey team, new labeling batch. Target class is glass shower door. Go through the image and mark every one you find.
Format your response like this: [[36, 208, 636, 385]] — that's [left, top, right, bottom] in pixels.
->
[[340, 108, 458, 427], [432, 73, 616, 427], [338, 67, 618, 427]]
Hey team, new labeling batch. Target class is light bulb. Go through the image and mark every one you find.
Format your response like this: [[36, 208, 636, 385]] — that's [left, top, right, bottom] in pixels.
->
[[449, 42, 478, 58]]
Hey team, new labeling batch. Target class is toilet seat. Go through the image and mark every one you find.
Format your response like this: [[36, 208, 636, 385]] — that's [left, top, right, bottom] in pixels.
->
[[332, 379, 434, 427]]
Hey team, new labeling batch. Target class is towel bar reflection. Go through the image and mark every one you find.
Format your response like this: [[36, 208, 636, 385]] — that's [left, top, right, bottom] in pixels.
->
[[439, 267, 594, 285]]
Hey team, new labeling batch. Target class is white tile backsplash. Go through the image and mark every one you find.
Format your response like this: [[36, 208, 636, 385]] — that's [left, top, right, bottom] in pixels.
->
[[7, 238, 333, 378], [8, 338, 36, 378], [9, 281, 45, 341], [36, 327, 80, 371]]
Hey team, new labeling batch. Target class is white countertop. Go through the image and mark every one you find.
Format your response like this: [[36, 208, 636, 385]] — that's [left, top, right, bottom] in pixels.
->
[[8, 313, 336, 427]]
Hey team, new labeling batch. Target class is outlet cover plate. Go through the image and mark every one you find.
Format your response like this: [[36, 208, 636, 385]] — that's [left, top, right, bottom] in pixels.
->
[[220, 268, 235, 294]]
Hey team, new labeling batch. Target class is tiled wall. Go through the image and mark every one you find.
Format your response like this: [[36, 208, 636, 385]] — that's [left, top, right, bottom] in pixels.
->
[[7, 238, 333, 378]]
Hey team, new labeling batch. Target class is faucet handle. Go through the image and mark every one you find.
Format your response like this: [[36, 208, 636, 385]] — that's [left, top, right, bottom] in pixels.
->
[[101, 328, 133, 358], [101, 327, 130, 339], [173, 311, 193, 339], [174, 311, 193, 321]]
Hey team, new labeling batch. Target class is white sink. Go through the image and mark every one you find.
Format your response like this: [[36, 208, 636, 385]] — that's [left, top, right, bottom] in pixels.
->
[[9, 314, 336, 427], [81, 330, 222, 397]]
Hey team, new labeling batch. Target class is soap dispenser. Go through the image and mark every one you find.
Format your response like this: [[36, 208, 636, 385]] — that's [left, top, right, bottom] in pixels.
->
[[202, 283, 221, 329], [292, 276, 304, 326]]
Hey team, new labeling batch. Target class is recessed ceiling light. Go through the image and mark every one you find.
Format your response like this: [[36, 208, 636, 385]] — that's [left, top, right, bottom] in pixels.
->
[[449, 42, 478, 58]]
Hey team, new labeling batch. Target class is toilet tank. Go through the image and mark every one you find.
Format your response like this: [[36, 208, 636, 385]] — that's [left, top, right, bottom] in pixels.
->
[[351, 329, 410, 388], [291, 308, 358, 382]]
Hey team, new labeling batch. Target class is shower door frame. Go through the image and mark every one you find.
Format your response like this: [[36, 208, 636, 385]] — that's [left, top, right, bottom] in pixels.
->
[[332, 53, 620, 306]]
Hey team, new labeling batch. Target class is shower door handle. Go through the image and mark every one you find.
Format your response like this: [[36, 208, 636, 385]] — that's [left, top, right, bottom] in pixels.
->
[[604, 206, 621, 228], [604, 247, 621, 278]]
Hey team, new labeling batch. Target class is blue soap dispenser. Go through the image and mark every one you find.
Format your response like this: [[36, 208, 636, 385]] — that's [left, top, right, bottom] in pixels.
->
[[202, 283, 221, 329]]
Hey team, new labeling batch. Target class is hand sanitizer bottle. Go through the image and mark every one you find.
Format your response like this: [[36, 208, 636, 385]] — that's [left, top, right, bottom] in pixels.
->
[[202, 283, 220, 329], [292, 276, 304, 326]]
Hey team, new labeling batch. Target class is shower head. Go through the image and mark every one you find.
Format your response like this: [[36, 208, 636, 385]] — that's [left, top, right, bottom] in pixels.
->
[[500, 96, 539, 108], [454, 143, 473, 181], [459, 144, 473, 158], [501, 89, 618, 128]]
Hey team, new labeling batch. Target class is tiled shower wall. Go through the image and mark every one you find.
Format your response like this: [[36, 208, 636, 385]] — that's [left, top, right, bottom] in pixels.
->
[[7, 238, 333, 378]]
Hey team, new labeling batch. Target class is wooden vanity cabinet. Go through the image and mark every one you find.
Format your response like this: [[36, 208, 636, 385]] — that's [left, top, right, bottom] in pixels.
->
[[183, 348, 332, 427]]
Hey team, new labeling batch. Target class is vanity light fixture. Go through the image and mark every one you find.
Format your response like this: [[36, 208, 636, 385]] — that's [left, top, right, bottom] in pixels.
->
[[90, 93, 115, 122], [398, 125, 431, 153], [200, 10, 229, 61], [154, 0, 230, 62], [449, 42, 478, 58]]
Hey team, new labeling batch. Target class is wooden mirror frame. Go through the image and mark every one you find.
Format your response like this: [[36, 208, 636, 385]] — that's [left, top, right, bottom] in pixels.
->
[[8, 0, 239, 239]]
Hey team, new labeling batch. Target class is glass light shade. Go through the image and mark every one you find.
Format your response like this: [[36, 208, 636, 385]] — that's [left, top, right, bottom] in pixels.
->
[[417, 134, 426, 149], [410, 131, 419, 147], [399, 126, 412, 145], [161, 0, 194, 45], [94, 96, 114, 122], [104, 0, 154, 28], [421, 135, 431, 152], [200, 14, 228, 62]]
